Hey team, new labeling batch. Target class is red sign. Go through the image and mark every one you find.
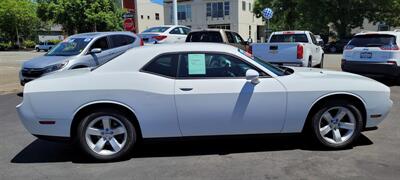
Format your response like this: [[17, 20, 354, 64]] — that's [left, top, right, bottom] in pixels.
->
[[124, 18, 135, 31]]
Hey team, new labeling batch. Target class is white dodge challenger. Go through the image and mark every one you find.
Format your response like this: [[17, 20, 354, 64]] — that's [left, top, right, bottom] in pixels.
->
[[17, 43, 393, 161]]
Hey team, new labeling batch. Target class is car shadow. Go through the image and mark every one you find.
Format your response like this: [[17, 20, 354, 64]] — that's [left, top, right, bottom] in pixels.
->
[[365, 77, 399, 87], [10, 134, 373, 164]]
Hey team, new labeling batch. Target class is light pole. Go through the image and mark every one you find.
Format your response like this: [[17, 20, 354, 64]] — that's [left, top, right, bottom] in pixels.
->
[[173, 0, 178, 25]]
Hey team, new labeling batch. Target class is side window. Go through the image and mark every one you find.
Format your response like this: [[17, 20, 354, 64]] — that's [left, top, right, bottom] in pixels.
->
[[142, 54, 178, 78], [232, 32, 245, 45], [111, 35, 135, 48], [225, 32, 235, 43], [182, 28, 191, 34], [90, 37, 109, 50], [170, 28, 183, 35], [310, 33, 317, 44], [178, 53, 264, 78]]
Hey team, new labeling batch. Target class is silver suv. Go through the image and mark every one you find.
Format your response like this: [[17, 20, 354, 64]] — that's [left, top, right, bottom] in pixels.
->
[[20, 31, 141, 85]]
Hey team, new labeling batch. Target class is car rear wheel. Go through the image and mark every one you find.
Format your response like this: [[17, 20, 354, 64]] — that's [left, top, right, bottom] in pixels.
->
[[308, 57, 312, 67], [36, 48, 40, 52], [315, 55, 324, 68], [77, 109, 136, 161], [310, 101, 363, 148]]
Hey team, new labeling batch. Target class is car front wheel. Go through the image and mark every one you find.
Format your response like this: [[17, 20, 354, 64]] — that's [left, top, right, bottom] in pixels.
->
[[311, 101, 363, 148], [77, 109, 137, 161]]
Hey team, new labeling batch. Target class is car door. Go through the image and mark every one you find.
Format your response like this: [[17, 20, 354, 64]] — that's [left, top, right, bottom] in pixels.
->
[[169, 27, 188, 43], [88, 36, 114, 65], [174, 52, 287, 136]]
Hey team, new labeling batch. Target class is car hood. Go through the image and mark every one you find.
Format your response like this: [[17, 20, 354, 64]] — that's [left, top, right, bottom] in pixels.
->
[[278, 67, 390, 92], [23, 55, 72, 69]]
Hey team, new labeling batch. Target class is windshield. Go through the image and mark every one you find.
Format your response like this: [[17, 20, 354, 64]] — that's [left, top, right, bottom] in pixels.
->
[[142, 27, 170, 33], [270, 34, 308, 43], [238, 49, 287, 76], [348, 34, 396, 47], [46, 38, 92, 56]]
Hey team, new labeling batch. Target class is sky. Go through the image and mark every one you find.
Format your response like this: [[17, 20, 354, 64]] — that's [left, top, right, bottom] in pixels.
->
[[152, 0, 163, 4]]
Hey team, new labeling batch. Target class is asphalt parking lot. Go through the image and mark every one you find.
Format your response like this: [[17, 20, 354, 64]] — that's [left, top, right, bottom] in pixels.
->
[[0, 51, 399, 180]]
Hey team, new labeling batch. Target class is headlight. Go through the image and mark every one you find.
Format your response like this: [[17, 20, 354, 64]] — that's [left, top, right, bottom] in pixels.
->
[[44, 61, 68, 73]]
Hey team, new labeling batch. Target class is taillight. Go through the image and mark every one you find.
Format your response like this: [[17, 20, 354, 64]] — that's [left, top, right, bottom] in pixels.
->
[[153, 35, 167, 41], [247, 45, 252, 54], [344, 45, 354, 50], [387, 60, 398, 65], [140, 38, 144, 46], [380, 45, 399, 50], [297, 44, 303, 59]]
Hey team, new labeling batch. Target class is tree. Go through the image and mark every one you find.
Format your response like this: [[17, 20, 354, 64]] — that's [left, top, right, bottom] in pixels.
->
[[37, 0, 124, 35], [253, 0, 397, 39], [0, 0, 39, 46]]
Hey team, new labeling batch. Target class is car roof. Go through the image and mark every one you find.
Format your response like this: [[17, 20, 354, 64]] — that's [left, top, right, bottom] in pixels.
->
[[97, 43, 240, 72], [273, 31, 309, 35], [189, 29, 227, 33], [69, 31, 136, 39], [355, 31, 400, 36]]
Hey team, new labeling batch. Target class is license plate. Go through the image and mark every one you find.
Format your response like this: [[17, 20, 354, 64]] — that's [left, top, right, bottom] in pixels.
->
[[269, 50, 278, 54], [360, 52, 372, 58]]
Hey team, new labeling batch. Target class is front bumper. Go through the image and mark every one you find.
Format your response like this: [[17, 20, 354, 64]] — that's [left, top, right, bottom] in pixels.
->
[[342, 60, 400, 78], [365, 99, 393, 128], [16, 99, 71, 138]]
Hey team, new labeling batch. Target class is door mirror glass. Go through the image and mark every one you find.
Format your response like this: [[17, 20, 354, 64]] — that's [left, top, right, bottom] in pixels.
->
[[90, 48, 102, 54], [246, 69, 260, 85]]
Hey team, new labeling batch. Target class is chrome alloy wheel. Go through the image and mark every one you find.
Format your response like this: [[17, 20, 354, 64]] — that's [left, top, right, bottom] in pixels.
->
[[85, 116, 128, 156], [319, 106, 356, 144]]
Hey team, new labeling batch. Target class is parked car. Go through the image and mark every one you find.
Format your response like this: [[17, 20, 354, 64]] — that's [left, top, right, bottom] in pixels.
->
[[139, 25, 191, 44], [251, 31, 324, 67], [314, 35, 324, 46], [17, 43, 392, 161], [342, 31, 400, 81], [20, 31, 141, 85], [35, 41, 56, 52], [185, 29, 251, 51], [324, 38, 351, 53]]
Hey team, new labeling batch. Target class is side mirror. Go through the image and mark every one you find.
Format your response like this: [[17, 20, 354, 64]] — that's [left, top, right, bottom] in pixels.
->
[[247, 38, 253, 44], [90, 48, 102, 54], [246, 69, 260, 85]]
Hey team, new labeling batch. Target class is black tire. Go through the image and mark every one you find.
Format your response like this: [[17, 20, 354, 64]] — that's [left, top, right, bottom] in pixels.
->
[[308, 57, 312, 67], [310, 100, 363, 149], [77, 108, 137, 161], [36, 48, 40, 52], [316, 55, 324, 68]]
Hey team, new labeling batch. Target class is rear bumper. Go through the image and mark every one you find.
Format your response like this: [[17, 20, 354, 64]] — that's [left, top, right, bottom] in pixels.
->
[[341, 60, 400, 78]]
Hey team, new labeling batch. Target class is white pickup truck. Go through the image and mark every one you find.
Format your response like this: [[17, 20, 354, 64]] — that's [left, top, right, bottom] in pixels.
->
[[251, 31, 324, 67]]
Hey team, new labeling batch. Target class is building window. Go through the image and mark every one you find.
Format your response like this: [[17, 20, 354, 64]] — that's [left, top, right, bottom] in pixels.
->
[[208, 24, 230, 30], [147, 16, 150, 20], [224, 2, 230, 16], [155, 13, 160, 20], [206, 3, 211, 17], [177, 4, 192, 20], [207, 2, 229, 18], [141, 15, 143, 19], [249, 3, 252, 11], [242, 1, 246, 11]]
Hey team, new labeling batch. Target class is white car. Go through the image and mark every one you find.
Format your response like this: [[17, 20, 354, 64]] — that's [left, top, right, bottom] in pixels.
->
[[342, 31, 400, 81], [17, 43, 392, 161], [251, 31, 324, 67], [139, 25, 190, 44]]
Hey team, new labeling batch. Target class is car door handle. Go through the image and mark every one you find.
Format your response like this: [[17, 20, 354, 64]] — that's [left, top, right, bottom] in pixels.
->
[[179, 88, 193, 91]]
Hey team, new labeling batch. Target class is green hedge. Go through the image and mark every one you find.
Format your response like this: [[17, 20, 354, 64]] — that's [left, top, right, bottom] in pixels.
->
[[0, 41, 12, 50], [23, 40, 36, 48], [48, 39, 62, 44]]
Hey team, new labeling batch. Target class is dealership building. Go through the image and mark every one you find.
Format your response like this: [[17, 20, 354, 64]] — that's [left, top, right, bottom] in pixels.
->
[[164, 0, 264, 42]]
